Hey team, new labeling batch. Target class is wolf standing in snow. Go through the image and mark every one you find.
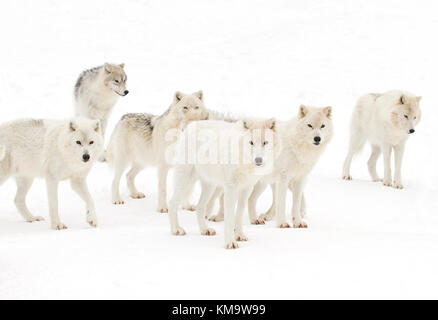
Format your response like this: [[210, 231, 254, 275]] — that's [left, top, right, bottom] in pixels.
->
[[342, 91, 421, 189], [106, 91, 208, 212], [243, 105, 333, 228], [74, 63, 129, 138], [0, 117, 104, 229], [168, 118, 280, 249]]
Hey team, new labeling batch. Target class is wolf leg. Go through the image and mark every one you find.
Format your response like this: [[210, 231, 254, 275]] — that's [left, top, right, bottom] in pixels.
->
[[342, 130, 365, 180], [196, 181, 217, 235], [70, 177, 98, 227], [168, 166, 194, 235], [157, 165, 169, 213], [260, 183, 276, 221], [209, 191, 224, 222], [46, 177, 66, 230], [206, 186, 222, 219], [14, 177, 44, 222], [393, 141, 406, 189], [275, 178, 290, 228], [126, 163, 145, 199], [382, 143, 393, 187], [248, 181, 267, 225], [291, 179, 307, 228], [112, 161, 127, 204], [235, 186, 253, 241], [368, 144, 382, 182], [224, 185, 238, 249], [181, 179, 196, 211]]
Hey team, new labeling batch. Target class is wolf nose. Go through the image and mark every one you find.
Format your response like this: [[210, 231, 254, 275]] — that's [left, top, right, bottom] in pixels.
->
[[82, 154, 90, 162], [314, 136, 321, 143], [124, 90, 129, 95], [255, 157, 263, 166], [409, 129, 415, 134]]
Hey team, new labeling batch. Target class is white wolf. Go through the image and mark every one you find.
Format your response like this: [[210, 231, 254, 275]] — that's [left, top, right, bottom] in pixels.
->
[[244, 105, 333, 228], [106, 91, 208, 212], [0, 117, 104, 229], [342, 90, 421, 189], [74, 63, 128, 137], [168, 118, 280, 249]]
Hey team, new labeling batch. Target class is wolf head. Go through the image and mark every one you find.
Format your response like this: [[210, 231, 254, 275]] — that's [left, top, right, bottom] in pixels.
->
[[241, 118, 280, 170], [64, 118, 104, 165], [296, 105, 333, 147], [391, 94, 422, 135], [104, 63, 129, 97], [173, 90, 209, 121]]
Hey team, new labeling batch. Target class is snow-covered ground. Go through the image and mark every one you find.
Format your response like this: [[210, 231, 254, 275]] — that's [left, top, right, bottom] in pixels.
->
[[1, 0, 438, 299]]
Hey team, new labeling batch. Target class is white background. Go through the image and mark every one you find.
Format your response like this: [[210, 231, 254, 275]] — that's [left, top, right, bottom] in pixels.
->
[[1, 0, 438, 299]]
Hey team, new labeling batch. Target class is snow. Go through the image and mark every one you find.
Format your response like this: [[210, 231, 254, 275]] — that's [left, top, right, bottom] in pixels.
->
[[1, 0, 438, 299]]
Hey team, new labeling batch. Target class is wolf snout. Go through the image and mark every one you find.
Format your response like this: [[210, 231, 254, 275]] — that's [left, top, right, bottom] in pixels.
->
[[313, 136, 321, 145], [255, 157, 263, 166], [123, 90, 129, 96], [409, 129, 415, 134], [82, 154, 90, 162]]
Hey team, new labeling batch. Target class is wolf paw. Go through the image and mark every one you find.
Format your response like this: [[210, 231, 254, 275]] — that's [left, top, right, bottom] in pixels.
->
[[87, 214, 98, 227], [235, 231, 248, 242], [372, 177, 383, 182], [182, 204, 196, 211], [130, 192, 145, 199], [393, 182, 404, 189], [158, 207, 168, 214], [293, 220, 308, 228], [209, 214, 224, 222], [26, 216, 45, 222], [278, 222, 291, 228], [342, 175, 352, 181], [52, 222, 68, 230], [225, 241, 239, 249], [172, 227, 186, 236], [112, 199, 125, 205], [383, 180, 392, 187], [201, 228, 216, 236], [251, 218, 265, 225]]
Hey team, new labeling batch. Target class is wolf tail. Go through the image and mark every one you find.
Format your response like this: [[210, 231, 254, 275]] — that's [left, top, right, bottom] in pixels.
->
[[0, 145, 5, 161]]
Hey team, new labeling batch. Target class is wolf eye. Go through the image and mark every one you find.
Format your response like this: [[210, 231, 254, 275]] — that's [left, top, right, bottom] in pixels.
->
[[115, 80, 119, 83], [263, 141, 269, 146], [195, 106, 199, 110], [307, 124, 313, 128], [89, 141, 94, 145], [249, 141, 254, 146], [414, 117, 417, 119], [76, 141, 82, 145], [183, 106, 188, 110], [404, 115, 409, 119], [321, 124, 325, 129]]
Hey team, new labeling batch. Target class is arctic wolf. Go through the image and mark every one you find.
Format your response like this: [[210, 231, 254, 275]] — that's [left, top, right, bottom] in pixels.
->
[[106, 91, 208, 212], [74, 63, 128, 137], [168, 118, 280, 249], [246, 105, 333, 228], [0, 117, 104, 229], [342, 90, 421, 189]]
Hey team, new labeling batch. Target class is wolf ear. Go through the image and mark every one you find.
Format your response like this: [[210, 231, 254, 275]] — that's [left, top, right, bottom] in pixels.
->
[[299, 105, 308, 118], [323, 106, 332, 119], [119, 63, 125, 69], [400, 95, 406, 105], [266, 118, 276, 131], [174, 91, 184, 103], [69, 121, 77, 132], [416, 96, 422, 103], [194, 90, 203, 101], [94, 120, 100, 132], [104, 63, 112, 73]]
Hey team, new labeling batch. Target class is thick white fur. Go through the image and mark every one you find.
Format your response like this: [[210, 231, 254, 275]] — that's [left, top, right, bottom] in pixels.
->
[[0, 117, 104, 229], [106, 91, 208, 211], [74, 63, 128, 137], [342, 90, 422, 189], [168, 118, 279, 249], [246, 105, 333, 228]]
